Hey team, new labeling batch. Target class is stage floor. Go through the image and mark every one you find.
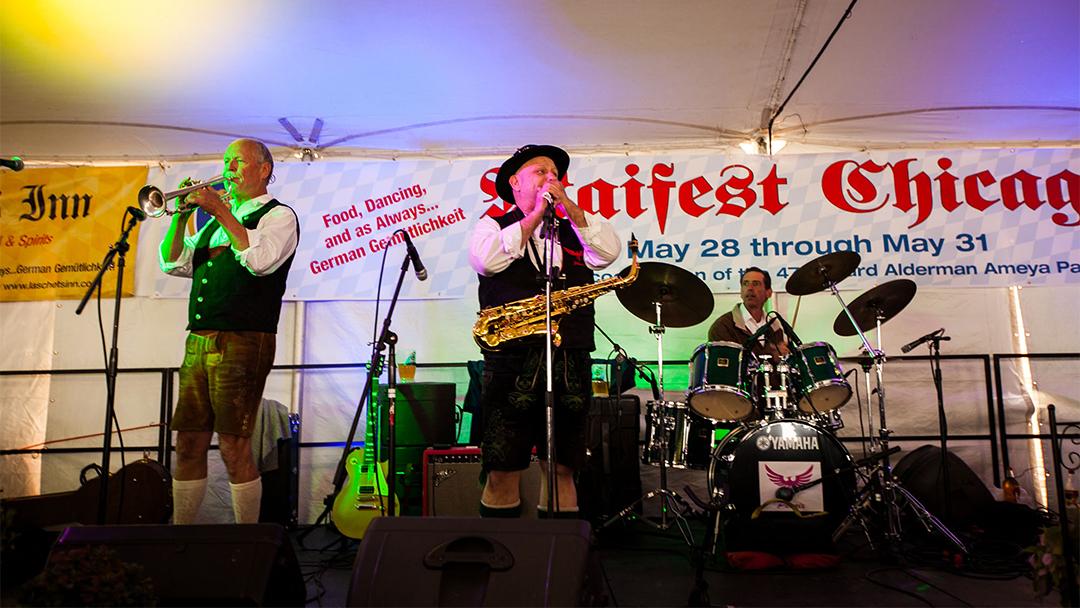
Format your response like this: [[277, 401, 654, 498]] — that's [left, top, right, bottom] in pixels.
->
[[294, 519, 1051, 607], [296, 464, 1053, 607]]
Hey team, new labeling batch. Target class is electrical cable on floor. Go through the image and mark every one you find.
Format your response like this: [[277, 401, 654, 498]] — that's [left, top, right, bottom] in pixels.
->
[[899, 538, 1030, 579], [293, 527, 356, 606], [596, 555, 620, 607], [864, 566, 936, 607], [902, 568, 975, 607]]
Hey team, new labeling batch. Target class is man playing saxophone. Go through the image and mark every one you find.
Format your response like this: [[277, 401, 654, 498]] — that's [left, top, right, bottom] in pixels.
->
[[469, 144, 621, 518], [159, 138, 299, 524]]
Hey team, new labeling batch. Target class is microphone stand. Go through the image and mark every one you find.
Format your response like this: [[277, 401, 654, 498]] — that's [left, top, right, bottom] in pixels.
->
[[317, 249, 415, 528], [540, 204, 559, 514], [926, 332, 950, 521], [75, 209, 142, 524], [770, 311, 823, 416]]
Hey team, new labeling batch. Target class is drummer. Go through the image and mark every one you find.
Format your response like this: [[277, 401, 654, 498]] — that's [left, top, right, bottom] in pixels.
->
[[707, 267, 790, 358]]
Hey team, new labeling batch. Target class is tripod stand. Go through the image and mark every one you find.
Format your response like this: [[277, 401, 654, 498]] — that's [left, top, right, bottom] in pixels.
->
[[836, 455, 967, 553], [601, 303, 695, 538], [822, 277, 967, 554], [604, 261, 714, 539]]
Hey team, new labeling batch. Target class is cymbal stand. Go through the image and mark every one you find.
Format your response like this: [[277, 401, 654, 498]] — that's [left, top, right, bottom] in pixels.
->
[[825, 285, 966, 553], [649, 301, 691, 531], [599, 301, 694, 542], [855, 353, 877, 456]]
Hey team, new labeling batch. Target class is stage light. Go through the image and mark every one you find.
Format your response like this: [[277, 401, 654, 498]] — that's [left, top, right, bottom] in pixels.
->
[[739, 137, 787, 155], [295, 148, 320, 163]]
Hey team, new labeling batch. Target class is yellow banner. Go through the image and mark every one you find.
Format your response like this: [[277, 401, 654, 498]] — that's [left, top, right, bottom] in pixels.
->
[[0, 166, 149, 301]]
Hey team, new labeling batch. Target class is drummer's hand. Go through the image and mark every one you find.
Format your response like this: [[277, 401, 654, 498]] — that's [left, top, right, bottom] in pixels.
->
[[778, 342, 791, 357]]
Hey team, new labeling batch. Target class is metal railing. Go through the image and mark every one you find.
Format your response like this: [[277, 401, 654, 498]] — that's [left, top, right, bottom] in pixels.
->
[[2, 354, 1076, 498]]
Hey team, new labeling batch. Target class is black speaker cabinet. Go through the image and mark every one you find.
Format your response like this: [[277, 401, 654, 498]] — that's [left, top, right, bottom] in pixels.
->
[[577, 396, 642, 523], [422, 448, 542, 517], [378, 382, 457, 451], [259, 432, 299, 528], [388, 446, 426, 517], [49, 523, 305, 606], [347, 517, 598, 607]]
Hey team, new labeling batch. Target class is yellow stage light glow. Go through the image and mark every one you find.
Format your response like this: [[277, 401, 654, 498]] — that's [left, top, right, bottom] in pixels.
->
[[0, 1, 254, 92]]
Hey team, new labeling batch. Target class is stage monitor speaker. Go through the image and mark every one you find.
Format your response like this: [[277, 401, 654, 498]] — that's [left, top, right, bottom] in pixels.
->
[[423, 448, 542, 517], [378, 382, 457, 450], [893, 444, 996, 528], [49, 523, 305, 606], [347, 517, 600, 607]]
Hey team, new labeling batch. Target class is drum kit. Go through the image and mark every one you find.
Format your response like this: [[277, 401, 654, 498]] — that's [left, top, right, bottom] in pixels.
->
[[606, 251, 967, 556]]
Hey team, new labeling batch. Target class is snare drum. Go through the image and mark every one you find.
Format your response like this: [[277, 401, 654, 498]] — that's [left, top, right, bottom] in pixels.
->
[[786, 342, 852, 414], [642, 401, 715, 469], [687, 342, 756, 422]]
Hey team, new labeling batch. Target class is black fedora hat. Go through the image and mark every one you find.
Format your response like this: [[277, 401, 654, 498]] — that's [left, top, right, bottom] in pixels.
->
[[495, 144, 570, 203]]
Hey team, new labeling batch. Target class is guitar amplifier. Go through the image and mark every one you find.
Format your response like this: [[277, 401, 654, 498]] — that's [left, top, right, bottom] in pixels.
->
[[422, 448, 541, 517]]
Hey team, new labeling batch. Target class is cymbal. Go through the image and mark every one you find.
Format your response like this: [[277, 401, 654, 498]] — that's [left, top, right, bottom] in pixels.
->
[[832, 279, 917, 336], [616, 262, 714, 328], [785, 251, 862, 296]]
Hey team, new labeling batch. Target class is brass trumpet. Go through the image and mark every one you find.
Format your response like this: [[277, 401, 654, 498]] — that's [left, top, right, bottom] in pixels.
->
[[137, 176, 230, 218]]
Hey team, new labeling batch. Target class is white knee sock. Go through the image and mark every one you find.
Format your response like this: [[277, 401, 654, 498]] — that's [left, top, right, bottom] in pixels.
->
[[172, 477, 208, 524], [230, 477, 263, 524]]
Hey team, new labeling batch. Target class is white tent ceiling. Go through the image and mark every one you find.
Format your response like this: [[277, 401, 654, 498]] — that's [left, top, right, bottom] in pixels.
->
[[1, 0, 1078, 162]]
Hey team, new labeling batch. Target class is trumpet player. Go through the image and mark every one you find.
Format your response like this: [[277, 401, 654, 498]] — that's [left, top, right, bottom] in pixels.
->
[[159, 138, 299, 524], [469, 144, 620, 518]]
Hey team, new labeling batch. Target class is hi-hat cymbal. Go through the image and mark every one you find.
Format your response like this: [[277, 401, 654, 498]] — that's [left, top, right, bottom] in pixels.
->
[[833, 279, 917, 336], [785, 251, 862, 296], [616, 262, 714, 328]]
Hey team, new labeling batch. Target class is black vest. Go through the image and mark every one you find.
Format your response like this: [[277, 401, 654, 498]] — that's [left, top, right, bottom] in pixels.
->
[[188, 200, 297, 333], [477, 208, 596, 350]]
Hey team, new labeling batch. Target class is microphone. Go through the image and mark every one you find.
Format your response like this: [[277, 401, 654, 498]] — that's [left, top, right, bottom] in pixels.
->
[[1, 157, 25, 171], [743, 321, 773, 350], [539, 192, 558, 239], [397, 229, 428, 281], [770, 311, 803, 348], [901, 328, 947, 353], [127, 206, 147, 222]]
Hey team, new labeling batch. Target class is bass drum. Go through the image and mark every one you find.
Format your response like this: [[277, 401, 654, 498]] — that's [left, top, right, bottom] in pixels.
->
[[708, 419, 856, 554]]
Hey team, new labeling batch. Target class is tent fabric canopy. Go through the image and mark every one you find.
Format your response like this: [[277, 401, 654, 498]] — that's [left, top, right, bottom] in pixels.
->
[[1, 0, 1077, 162]]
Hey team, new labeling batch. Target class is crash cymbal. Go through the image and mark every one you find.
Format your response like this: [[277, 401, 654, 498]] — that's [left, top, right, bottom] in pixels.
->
[[616, 262, 714, 328], [785, 251, 862, 296], [833, 279, 917, 336]]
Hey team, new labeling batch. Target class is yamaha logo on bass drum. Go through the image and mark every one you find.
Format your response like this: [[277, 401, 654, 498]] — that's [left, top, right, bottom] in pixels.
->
[[755, 433, 820, 451]]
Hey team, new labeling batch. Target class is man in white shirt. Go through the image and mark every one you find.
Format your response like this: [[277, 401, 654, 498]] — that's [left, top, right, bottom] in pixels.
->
[[707, 266, 789, 358], [469, 144, 620, 518], [159, 138, 299, 524]]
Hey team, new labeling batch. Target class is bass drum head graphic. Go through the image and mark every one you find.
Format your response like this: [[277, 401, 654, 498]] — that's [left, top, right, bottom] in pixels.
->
[[708, 419, 856, 554]]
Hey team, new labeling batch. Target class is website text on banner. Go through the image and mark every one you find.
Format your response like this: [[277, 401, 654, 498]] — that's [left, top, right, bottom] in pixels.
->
[[1, 166, 148, 302], [148, 149, 1078, 301]]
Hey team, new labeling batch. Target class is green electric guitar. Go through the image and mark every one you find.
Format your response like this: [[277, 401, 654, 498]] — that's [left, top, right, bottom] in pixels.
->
[[332, 385, 397, 539]]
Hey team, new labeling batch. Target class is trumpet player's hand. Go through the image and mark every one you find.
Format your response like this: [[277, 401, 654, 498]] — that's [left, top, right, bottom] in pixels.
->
[[172, 178, 197, 220], [185, 187, 230, 219]]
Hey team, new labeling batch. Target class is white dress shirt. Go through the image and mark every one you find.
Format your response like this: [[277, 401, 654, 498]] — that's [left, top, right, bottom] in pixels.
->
[[740, 302, 787, 348], [469, 212, 621, 277], [160, 194, 299, 278]]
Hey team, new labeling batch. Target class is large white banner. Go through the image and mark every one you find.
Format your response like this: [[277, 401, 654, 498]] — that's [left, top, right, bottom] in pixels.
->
[[149, 148, 1079, 300]]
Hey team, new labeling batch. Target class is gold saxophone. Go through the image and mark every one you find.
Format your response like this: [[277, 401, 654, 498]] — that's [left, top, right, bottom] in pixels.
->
[[473, 238, 639, 351]]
